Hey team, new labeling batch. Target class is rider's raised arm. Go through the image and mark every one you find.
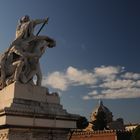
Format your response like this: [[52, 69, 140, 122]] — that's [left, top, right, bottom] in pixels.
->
[[32, 18, 49, 26]]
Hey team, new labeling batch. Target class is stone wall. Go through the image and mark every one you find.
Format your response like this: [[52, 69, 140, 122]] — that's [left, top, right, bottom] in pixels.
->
[[70, 130, 132, 140]]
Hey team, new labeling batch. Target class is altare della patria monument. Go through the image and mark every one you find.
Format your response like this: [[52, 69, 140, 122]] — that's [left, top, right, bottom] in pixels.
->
[[0, 15, 80, 140]]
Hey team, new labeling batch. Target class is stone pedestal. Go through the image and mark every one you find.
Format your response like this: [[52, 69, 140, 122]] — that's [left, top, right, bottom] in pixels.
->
[[0, 128, 70, 140], [0, 82, 79, 140]]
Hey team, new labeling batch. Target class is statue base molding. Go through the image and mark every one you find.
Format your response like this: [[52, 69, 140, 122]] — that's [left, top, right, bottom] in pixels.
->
[[0, 128, 70, 140], [0, 83, 79, 140]]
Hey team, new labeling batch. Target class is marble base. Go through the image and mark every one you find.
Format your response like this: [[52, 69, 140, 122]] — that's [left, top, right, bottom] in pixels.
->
[[0, 83, 79, 139], [0, 82, 59, 108], [0, 128, 70, 140]]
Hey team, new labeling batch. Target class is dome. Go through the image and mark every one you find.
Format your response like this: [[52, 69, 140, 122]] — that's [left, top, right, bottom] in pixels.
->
[[90, 100, 113, 123]]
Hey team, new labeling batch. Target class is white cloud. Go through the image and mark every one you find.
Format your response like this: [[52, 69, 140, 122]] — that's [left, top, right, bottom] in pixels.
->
[[94, 66, 122, 76], [122, 72, 140, 80], [88, 91, 98, 96], [42, 72, 68, 91], [66, 66, 97, 85], [100, 79, 135, 89], [94, 66, 124, 82], [91, 88, 140, 99], [82, 95, 91, 100], [42, 65, 140, 99], [42, 66, 97, 91]]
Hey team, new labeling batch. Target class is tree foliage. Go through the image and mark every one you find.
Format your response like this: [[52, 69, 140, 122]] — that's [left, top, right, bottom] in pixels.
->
[[77, 116, 89, 129], [92, 111, 107, 130]]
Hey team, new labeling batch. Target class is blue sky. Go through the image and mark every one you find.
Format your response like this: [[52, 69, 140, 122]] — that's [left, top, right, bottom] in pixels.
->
[[0, 0, 140, 123]]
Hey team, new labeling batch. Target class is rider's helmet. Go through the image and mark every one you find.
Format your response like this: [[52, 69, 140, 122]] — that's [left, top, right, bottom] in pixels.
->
[[20, 15, 30, 23]]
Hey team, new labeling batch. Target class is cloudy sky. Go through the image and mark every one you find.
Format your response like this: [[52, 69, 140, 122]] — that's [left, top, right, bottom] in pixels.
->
[[0, 0, 140, 123]]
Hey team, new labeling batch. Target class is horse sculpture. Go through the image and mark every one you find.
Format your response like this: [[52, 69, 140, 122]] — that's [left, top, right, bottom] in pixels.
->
[[0, 33, 55, 90]]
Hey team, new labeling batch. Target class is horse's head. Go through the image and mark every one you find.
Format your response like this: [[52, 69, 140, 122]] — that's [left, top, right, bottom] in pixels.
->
[[47, 39, 56, 48]]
